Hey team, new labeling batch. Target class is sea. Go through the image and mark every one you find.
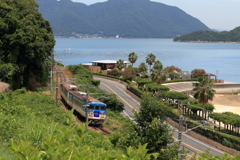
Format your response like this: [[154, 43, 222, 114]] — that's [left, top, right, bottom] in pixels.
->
[[54, 38, 240, 83]]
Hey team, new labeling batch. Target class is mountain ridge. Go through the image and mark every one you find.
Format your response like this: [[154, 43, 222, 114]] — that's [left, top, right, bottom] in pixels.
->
[[36, 0, 210, 38]]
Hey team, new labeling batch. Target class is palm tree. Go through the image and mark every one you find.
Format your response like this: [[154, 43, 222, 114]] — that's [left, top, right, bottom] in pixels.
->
[[115, 59, 125, 71], [138, 62, 147, 73], [192, 77, 216, 122], [151, 60, 168, 85], [128, 52, 138, 67], [146, 53, 156, 73]]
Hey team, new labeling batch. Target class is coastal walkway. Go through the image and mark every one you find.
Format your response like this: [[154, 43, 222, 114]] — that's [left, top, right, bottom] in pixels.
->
[[163, 81, 240, 114], [162, 81, 240, 94]]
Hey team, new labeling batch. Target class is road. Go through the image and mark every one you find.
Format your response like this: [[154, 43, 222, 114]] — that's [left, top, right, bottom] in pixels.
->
[[94, 76, 225, 156]]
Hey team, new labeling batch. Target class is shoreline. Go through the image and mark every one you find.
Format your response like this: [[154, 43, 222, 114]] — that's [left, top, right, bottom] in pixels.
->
[[173, 40, 240, 43]]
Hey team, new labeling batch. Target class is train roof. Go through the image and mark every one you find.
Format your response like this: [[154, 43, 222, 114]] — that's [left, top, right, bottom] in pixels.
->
[[88, 102, 107, 107], [61, 82, 106, 105]]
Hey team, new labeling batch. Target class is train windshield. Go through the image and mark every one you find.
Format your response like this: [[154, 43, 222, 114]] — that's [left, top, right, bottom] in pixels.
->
[[95, 106, 100, 110]]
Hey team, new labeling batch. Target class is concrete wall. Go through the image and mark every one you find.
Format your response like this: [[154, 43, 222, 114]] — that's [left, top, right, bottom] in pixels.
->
[[214, 83, 240, 94]]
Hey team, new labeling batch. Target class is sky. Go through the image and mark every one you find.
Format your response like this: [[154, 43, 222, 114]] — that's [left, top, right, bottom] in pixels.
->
[[71, 0, 240, 30]]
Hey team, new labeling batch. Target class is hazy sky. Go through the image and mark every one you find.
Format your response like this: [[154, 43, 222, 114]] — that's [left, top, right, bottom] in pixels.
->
[[71, 0, 239, 30]]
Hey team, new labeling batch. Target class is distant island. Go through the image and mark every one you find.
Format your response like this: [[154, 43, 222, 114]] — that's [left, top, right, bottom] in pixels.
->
[[36, 0, 210, 38], [173, 26, 240, 43]]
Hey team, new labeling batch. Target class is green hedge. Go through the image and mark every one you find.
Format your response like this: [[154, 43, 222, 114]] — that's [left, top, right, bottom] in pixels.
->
[[145, 83, 170, 92], [209, 112, 240, 127], [127, 84, 143, 98], [161, 91, 188, 100], [182, 100, 215, 112], [187, 121, 240, 150], [164, 78, 197, 83]]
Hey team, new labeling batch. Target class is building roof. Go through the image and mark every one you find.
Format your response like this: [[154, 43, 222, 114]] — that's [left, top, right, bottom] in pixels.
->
[[204, 73, 216, 76], [82, 63, 92, 66], [90, 60, 129, 64]]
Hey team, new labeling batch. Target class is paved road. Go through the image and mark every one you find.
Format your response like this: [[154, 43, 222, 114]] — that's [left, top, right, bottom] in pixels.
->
[[94, 76, 225, 156]]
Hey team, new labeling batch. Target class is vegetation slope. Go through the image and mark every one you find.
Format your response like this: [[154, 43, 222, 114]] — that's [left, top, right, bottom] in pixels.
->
[[0, 0, 55, 90], [173, 26, 240, 42]]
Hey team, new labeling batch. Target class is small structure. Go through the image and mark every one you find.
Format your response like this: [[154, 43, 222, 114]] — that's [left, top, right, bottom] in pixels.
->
[[202, 73, 224, 83], [180, 71, 191, 79], [204, 73, 216, 80], [82, 60, 129, 74]]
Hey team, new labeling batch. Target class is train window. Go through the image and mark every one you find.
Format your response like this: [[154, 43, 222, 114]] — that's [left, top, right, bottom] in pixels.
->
[[95, 106, 100, 110], [101, 106, 106, 110], [88, 105, 94, 109], [69, 94, 73, 102], [73, 98, 82, 107]]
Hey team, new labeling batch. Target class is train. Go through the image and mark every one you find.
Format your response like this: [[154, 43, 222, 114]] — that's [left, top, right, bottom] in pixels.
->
[[60, 82, 107, 125]]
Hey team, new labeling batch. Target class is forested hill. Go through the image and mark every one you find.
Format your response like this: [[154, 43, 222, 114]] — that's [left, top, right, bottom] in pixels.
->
[[173, 26, 240, 42], [35, 0, 210, 38]]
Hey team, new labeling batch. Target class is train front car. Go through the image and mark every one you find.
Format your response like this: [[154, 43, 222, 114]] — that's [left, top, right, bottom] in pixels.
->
[[87, 101, 107, 125], [60, 82, 107, 125]]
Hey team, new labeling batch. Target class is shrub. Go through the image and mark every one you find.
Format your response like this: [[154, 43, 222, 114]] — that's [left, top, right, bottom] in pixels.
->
[[14, 88, 27, 95], [99, 95, 124, 113], [91, 80, 100, 86], [108, 69, 119, 77], [145, 83, 170, 92], [122, 68, 136, 80]]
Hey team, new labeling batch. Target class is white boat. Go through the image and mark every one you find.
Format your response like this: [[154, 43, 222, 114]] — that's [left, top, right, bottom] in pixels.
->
[[64, 48, 70, 51]]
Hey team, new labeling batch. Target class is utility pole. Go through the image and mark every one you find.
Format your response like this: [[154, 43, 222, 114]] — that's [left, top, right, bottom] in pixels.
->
[[55, 66, 58, 105], [85, 85, 89, 129], [50, 51, 54, 94], [178, 101, 184, 159]]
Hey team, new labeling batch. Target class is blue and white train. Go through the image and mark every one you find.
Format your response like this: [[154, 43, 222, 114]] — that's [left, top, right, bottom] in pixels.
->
[[60, 82, 107, 125]]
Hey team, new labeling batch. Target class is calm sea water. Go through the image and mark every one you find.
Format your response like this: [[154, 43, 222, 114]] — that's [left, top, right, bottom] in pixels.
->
[[54, 38, 240, 83]]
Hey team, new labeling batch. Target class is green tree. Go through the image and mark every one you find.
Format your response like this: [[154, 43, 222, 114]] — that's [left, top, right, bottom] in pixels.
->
[[192, 77, 216, 121], [116, 59, 125, 71], [128, 52, 138, 67], [0, 0, 55, 90], [191, 69, 206, 78], [132, 93, 179, 159], [151, 60, 168, 85], [146, 53, 156, 73], [138, 62, 148, 73], [169, 71, 180, 80]]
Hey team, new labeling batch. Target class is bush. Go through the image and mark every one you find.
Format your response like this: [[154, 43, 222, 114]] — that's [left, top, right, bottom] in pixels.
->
[[14, 88, 27, 95], [122, 68, 136, 80], [108, 69, 119, 77], [91, 80, 100, 86], [161, 91, 188, 100], [99, 95, 124, 113], [164, 78, 197, 83]]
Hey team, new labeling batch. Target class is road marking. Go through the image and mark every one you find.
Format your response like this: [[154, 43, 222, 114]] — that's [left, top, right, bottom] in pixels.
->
[[101, 82, 139, 113], [113, 84, 140, 105], [98, 78, 224, 155], [182, 133, 225, 154], [172, 137, 203, 153]]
